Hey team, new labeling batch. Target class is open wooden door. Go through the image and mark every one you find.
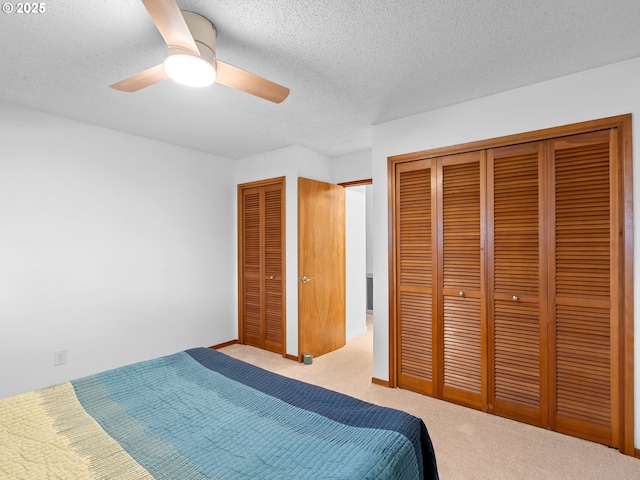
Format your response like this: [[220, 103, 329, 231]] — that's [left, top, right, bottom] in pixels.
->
[[298, 177, 346, 360]]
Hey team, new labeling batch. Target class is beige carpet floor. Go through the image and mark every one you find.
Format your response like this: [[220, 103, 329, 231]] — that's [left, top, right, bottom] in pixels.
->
[[220, 319, 640, 479]]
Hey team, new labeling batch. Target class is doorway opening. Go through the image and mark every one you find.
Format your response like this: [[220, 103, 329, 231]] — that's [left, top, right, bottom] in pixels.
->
[[342, 180, 373, 342]]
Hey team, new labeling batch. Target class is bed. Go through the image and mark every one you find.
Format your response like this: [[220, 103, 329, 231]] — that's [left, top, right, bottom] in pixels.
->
[[0, 347, 439, 479]]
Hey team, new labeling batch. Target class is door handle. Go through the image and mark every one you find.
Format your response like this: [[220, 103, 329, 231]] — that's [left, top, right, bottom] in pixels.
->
[[299, 276, 313, 284]]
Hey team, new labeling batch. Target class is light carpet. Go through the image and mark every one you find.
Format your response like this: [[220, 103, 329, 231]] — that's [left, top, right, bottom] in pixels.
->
[[220, 320, 640, 479]]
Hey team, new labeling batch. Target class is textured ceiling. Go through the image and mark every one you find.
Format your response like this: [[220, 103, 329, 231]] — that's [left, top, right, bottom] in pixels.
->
[[1, 1, 639, 159]]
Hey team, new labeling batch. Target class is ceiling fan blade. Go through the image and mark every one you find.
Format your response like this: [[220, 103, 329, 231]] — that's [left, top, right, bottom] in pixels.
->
[[141, 0, 199, 55], [109, 64, 168, 92], [215, 61, 290, 104]]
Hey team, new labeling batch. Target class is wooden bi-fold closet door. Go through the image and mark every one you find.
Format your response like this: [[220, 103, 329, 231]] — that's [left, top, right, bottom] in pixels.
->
[[238, 177, 285, 355], [391, 117, 631, 451], [488, 131, 618, 445], [395, 159, 436, 395], [487, 141, 548, 428], [394, 152, 486, 409], [547, 130, 617, 446], [438, 152, 486, 410]]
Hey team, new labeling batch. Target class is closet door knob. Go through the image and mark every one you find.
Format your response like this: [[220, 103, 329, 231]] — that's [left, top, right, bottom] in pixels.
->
[[513, 295, 519, 302], [459, 291, 465, 297]]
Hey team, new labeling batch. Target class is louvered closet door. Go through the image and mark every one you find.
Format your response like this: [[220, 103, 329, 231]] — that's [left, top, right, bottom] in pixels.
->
[[263, 183, 285, 353], [240, 180, 285, 354], [241, 186, 263, 347], [395, 159, 436, 395], [548, 130, 616, 446], [438, 151, 486, 409], [488, 143, 548, 427]]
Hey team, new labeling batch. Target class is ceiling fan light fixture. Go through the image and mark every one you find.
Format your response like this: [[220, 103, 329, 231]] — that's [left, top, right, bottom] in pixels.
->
[[110, 4, 288, 101], [164, 47, 216, 88]]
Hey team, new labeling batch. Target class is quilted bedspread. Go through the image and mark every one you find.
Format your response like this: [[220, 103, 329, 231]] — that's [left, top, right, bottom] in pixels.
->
[[0, 347, 438, 479]]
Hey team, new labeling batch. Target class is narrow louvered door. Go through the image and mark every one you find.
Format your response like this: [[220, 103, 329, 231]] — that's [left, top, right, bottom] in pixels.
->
[[239, 178, 285, 355], [241, 187, 263, 347], [263, 183, 285, 353], [487, 143, 548, 427], [438, 152, 486, 409], [548, 130, 617, 446], [395, 160, 436, 395]]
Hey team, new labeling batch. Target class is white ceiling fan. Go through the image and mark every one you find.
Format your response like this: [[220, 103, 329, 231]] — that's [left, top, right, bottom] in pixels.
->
[[109, 0, 290, 103]]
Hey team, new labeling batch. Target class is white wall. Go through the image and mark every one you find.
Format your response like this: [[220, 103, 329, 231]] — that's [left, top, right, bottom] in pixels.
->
[[235, 145, 334, 357], [371, 56, 640, 447], [333, 150, 374, 309], [333, 149, 372, 184], [345, 186, 367, 339], [0, 103, 236, 399], [365, 184, 373, 276]]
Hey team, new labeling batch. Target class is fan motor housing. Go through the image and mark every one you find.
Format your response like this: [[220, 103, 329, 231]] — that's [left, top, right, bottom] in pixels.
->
[[182, 11, 216, 56]]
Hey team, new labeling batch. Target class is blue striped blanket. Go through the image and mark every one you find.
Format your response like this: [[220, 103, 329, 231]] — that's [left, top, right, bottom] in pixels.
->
[[0, 347, 438, 479]]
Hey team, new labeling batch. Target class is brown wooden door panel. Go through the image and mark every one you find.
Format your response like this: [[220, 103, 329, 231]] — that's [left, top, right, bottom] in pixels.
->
[[438, 152, 485, 409], [395, 160, 436, 395], [548, 130, 615, 446], [238, 178, 285, 354], [554, 417, 613, 446], [491, 299, 544, 426], [241, 187, 264, 348], [243, 276, 262, 346], [398, 289, 434, 394], [298, 178, 346, 359], [487, 142, 547, 427], [263, 184, 285, 353], [441, 296, 483, 404]]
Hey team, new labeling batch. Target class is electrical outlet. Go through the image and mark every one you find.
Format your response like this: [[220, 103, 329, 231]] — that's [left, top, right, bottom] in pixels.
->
[[54, 350, 67, 366]]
